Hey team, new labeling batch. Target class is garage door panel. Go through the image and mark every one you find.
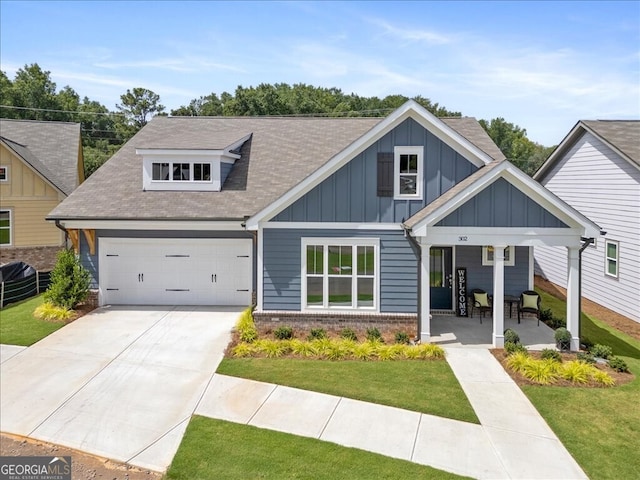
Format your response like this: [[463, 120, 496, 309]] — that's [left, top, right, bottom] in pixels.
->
[[99, 238, 252, 306]]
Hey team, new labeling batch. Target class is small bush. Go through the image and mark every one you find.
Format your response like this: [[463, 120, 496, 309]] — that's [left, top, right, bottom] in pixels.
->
[[33, 302, 74, 322], [415, 343, 445, 359], [576, 351, 596, 364], [340, 328, 358, 341], [554, 327, 572, 351], [504, 328, 520, 344], [608, 356, 629, 373], [394, 331, 411, 344], [352, 341, 376, 360], [522, 359, 559, 385], [324, 340, 351, 360], [591, 370, 616, 386], [547, 317, 567, 329], [539, 307, 554, 322], [540, 348, 562, 362], [366, 327, 383, 342], [274, 326, 294, 340], [254, 339, 290, 358], [44, 249, 91, 309], [580, 337, 594, 350], [505, 341, 528, 355], [232, 342, 256, 358], [375, 344, 402, 361], [560, 360, 591, 384], [506, 351, 531, 373], [307, 328, 327, 340], [590, 344, 613, 359], [236, 309, 258, 343], [289, 339, 318, 357]]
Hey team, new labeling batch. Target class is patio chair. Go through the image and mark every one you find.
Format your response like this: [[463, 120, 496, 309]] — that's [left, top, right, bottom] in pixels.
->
[[470, 289, 492, 324], [518, 290, 541, 325]]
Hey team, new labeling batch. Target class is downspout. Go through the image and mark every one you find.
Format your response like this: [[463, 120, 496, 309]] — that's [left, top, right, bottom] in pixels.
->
[[242, 216, 258, 309], [54, 220, 69, 247], [402, 224, 423, 342], [578, 236, 595, 344]]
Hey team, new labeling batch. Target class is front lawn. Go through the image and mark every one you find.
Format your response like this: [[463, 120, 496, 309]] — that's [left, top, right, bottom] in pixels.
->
[[166, 416, 469, 480], [217, 357, 479, 424], [0, 295, 65, 346], [528, 289, 640, 480]]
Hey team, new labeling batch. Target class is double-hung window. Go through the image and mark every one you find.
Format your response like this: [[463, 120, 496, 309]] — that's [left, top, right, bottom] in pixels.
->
[[605, 240, 619, 278], [482, 246, 515, 266], [0, 210, 11, 245], [394, 146, 423, 199], [302, 238, 379, 310]]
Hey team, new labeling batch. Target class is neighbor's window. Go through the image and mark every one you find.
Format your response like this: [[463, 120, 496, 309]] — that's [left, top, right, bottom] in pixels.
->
[[0, 166, 8, 182], [605, 240, 619, 278], [152, 162, 212, 182], [302, 238, 378, 310], [0, 210, 11, 245], [394, 146, 423, 199], [482, 246, 515, 267]]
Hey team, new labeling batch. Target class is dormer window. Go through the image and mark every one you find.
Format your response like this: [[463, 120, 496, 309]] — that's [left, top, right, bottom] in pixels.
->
[[151, 162, 212, 182]]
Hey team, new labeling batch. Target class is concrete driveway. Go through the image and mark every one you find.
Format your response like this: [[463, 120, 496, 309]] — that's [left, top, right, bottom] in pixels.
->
[[0, 305, 241, 471]]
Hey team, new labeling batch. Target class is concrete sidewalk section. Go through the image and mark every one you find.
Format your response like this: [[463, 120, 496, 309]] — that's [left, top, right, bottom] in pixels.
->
[[197, 351, 588, 480], [0, 344, 25, 364], [0, 306, 241, 472]]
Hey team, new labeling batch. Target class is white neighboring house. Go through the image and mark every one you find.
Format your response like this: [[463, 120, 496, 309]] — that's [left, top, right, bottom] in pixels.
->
[[534, 120, 640, 324]]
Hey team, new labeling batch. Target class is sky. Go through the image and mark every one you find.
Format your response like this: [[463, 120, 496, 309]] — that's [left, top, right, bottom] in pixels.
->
[[1, 0, 639, 146]]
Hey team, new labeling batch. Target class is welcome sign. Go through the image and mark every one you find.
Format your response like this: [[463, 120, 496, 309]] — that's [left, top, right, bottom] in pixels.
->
[[456, 268, 468, 317]]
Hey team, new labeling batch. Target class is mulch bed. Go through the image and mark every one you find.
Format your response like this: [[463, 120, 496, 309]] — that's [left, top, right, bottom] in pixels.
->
[[491, 349, 634, 388]]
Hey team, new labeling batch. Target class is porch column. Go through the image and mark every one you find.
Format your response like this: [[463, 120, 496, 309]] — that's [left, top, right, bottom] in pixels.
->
[[492, 245, 506, 348], [420, 244, 431, 343], [566, 246, 580, 351]]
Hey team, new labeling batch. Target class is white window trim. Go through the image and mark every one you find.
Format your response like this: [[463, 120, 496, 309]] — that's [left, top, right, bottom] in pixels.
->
[[482, 246, 515, 267], [301, 237, 380, 312], [0, 208, 12, 246], [394, 146, 423, 200], [0, 165, 9, 182], [150, 161, 213, 183], [604, 239, 619, 278]]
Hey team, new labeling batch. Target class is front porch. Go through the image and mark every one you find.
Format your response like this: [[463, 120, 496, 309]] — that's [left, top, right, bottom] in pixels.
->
[[430, 314, 556, 350]]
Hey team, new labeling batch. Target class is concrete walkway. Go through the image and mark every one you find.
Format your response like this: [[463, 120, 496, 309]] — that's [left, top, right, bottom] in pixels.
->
[[195, 348, 587, 480], [0, 306, 241, 472]]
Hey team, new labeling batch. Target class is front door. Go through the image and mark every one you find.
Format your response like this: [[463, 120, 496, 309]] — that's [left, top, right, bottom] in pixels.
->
[[430, 247, 453, 309]]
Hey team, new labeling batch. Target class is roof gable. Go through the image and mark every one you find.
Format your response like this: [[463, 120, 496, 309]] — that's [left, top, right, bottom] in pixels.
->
[[0, 119, 82, 195], [535, 120, 640, 181], [406, 161, 600, 238]]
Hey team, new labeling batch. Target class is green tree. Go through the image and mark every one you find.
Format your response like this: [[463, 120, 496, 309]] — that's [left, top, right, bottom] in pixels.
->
[[116, 87, 165, 137], [44, 249, 91, 309], [479, 117, 539, 173]]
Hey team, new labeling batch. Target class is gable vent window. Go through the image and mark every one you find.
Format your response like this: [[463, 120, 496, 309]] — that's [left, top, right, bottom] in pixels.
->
[[394, 146, 423, 200]]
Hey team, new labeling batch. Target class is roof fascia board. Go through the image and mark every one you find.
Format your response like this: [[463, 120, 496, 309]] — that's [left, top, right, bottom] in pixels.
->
[[246, 100, 491, 230], [0, 139, 67, 196], [411, 162, 600, 238], [53, 219, 246, 231]]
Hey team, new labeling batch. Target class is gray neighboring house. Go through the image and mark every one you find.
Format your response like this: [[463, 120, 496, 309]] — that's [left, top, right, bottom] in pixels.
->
[[534, 120, 640, 324], [48, 101, 600, 348]]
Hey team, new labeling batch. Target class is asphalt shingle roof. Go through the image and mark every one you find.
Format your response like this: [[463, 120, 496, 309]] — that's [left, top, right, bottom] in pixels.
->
[[581, 120, 640, 167], [0, 118, 82, 195], [48, 114, 505, 221]]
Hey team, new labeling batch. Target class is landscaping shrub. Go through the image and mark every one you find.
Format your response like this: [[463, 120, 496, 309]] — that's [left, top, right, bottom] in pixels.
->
[[232, 342, 256, 358], [366, 327, 382, 342], [33, 302, 74, 322], [560, 360, 591, 384], [236, 308, 258, 343], [44, 249, 91, 309], [505, 341, 528, 355], [274, 326, 294, 340], [254, 339, 291, 358], [554, 327, 572, 351], [506, 351, 531, 373], [522, 359, 560, 385], [415, 343, 445, 359], [576, 351, 596, 364], [352, 341, 376, 360], [504, 328, 520, 344], [590, 344, 613, 359], [394, 331, 410, 344], [307, 328, 327, 340], [547, 316, 567, 329], [580, 336, 594, 350], [607, 356, 629, 373], [541, 348, 562, 362], [340, 328, 358, 341], [290, 339, 318, 357], [540, 307, 554, 322]]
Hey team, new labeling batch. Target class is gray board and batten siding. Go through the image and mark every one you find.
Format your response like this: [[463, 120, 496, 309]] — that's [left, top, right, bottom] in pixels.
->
[[458, 245, 530, 297], [272, 118, 478, 224], [262, 228, 418, 313], [436, 178, 570, 228], [79, 230, 255, 289]]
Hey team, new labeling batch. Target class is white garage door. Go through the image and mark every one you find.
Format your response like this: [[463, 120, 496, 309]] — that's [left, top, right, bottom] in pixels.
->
[[99, 238, 252, 306]]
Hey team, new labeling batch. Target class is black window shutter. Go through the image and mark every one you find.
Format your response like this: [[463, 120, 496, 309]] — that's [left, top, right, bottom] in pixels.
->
[[377, 152, 394, 197]]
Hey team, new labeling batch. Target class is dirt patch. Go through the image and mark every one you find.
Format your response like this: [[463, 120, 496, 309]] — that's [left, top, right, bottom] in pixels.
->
[[491, 349, 634, 388], [535, 275, 640, 342], [0, 434, 163, 480]]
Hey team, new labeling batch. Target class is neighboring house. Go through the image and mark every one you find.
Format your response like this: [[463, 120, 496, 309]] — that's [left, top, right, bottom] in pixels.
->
[[0, 119, 84, 267], [48, 101, 599, 349], [534, 120, 640, 324]]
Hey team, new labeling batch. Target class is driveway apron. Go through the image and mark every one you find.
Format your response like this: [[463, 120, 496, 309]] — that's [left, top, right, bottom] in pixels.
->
[[0, 305, 240, 471]]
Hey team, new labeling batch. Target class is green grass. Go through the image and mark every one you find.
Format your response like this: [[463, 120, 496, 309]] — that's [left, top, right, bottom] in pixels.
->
[[166, 416, 469, 480], [528, 289, 640, 479], [0, 295, 66, 346], [217, 358, 478, 424]]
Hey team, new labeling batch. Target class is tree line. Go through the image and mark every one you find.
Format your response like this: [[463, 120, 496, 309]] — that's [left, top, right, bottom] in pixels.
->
[[0, 63, 552, 177]]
